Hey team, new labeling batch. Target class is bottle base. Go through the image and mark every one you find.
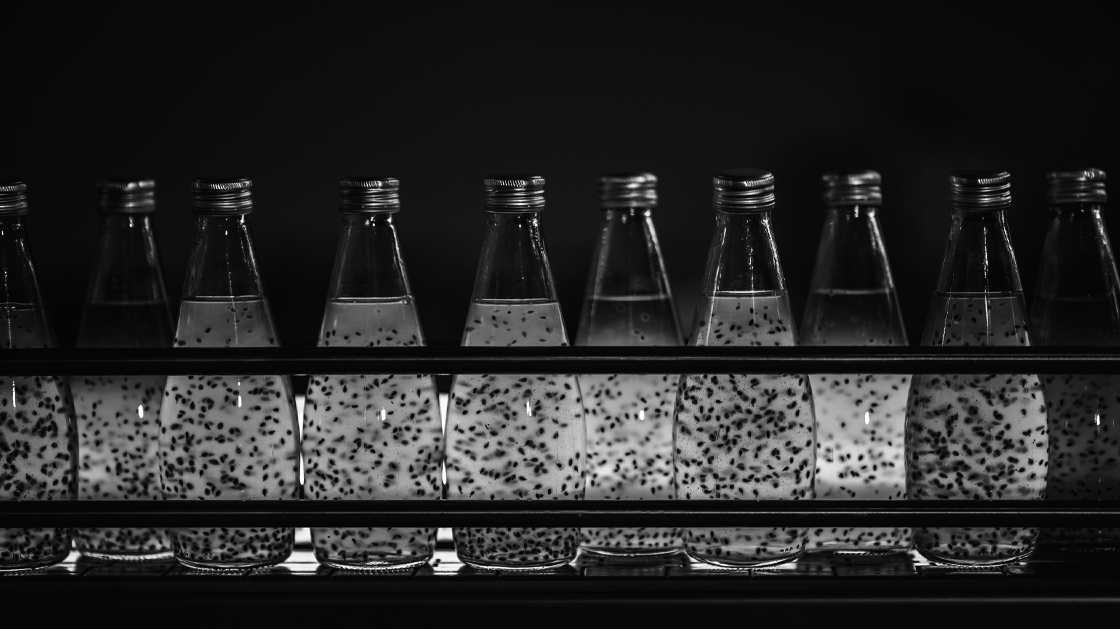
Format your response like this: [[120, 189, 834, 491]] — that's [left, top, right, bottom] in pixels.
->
[[579, 546, 682, 561], [319, 556, 432, 572], [175, 554, 289, 572], [459, 556, 574, 572], [803, 547, 913, 558], [917, 548, 1033, 567], [0, 549, 70, 574], [79, 549, 174, 563], [685, 549, 801, 569]]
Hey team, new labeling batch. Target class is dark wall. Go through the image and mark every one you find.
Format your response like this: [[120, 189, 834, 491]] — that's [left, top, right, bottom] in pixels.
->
[[5, 8, 1116, 348]]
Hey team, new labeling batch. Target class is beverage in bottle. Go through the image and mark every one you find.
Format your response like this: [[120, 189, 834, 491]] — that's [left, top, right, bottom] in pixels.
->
[[1030, 168, 1120, 550], [0, 181, 77, 572], [674, 169, 815, 568], [444, 175, 586, 570], [905, 170, 1048, 565], [158, 179, 299, 570], [73, 179, 175, 561], [302, 177, 443, 570], [801, 171, 911, 554], [576, 173, 682, 558]]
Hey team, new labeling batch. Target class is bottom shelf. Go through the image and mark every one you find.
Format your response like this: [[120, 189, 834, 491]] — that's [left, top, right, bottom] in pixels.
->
[[4, 543, 1120, 624]]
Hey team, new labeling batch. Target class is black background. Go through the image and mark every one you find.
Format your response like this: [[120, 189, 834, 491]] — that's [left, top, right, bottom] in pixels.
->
[[4, 7, 1116, 348]]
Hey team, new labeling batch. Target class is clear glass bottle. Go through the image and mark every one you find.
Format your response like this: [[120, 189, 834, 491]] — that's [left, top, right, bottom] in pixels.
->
[[302, 177, 443, 571], [905, 170, 1048, 565], [158, 178, 299, 570], [73, 179, 174, 561], [800, 171, 911, 555], [576, 173, 682, 559], [444, 175, 586, 570], [1030, 168, 1120, 550], [0, 181, 77, 572], [674, 168, 816, 568]]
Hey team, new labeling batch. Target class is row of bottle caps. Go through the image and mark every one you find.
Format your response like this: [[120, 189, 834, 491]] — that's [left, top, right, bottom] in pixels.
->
[[0, 168, 1108, 216]]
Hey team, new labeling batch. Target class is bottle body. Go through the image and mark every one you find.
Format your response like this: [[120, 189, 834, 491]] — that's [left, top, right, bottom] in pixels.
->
[[801, 196, 911, 554], [905, 176, 1047, 566], [1031, 197, 1120, 550], [303, 186, 443, 570], [74, 208, 175, 561], [444, 186, 586, 571], [674, 172, 816, 568], [158, 196, 298, 571], [0, 210, 77, 572], [577, 199, 682, 558]]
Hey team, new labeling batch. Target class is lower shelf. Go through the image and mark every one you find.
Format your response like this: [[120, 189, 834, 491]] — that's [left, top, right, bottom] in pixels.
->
[[4, 544, 1120, 623]]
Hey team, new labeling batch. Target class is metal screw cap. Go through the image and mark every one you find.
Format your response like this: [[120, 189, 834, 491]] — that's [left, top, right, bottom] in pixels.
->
[[484, 174, 546, 211], [98, 178, 156, 214], [0, 181, 28, 216], [823, 171, 882, 206], [1047, 168, 1106, 204], [599, 172, 657, 208], [339, 177, 400, 212], [192, 178, 253, 214], [713, 168, 776, 211], [949, 170, 1011, 210]]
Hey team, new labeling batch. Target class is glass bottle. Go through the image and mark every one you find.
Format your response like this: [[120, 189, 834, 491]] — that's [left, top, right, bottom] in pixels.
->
[[674, 168, 816, 568], [158, 178, 299, 570], [444, 175, 586, 570], [905, 170, 1048, 565], [0, 181, 77, 572], [302, 177, 443, 570], [576, 173, 682, 559], [73, 179, 175, 561], [1030, 168, 1120, 550], [800, 171, 911, 555]]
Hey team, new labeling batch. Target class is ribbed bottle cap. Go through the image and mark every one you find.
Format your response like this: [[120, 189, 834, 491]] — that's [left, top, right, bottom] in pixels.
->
[[98, 178, 156, 214], [712, 168, 775, 211], [484, 174, 546, 211], [599, 172, 657, 208], [823, 171, 882, 206], [1047, 168, 1106, 204], [192, 178, 253, 214], [0, 181, 29, 216], [339, 177, 400, 212], [948, 169, 1011, 209]]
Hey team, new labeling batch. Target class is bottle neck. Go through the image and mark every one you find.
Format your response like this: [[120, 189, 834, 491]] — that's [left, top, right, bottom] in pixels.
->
[[701, 209, 786, 294], [1034, 203, 1118, 300], [181, 214, 266, 300], [84, 214, 170, 304], [470, 211, 558, 302], [807, 205, 897, 292], [935, 207, 1023, 294], [0, 215, 45, 306], [584, 207, 674, 297], [0, 215, 55, 348], [328, 213, 411, 300]]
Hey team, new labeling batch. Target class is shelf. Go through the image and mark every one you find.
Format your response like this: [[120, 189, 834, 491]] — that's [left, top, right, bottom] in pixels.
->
[[4, 546, 1119, 625], [4, 346, 1120, 375], [5, 500, 1120, 527]]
